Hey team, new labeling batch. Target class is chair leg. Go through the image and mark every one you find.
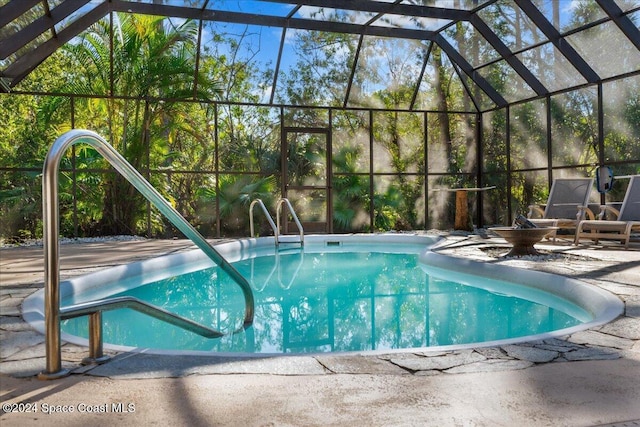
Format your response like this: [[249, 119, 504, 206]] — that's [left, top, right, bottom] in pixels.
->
[[574, 223, 585, 246]]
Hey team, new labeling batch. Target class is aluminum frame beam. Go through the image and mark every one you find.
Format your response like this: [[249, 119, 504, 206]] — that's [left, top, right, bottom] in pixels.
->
[[2, 2, 109, 88], [264, 0, 472, 21], [515, 0, 600, 84], [0, 0, 41, 28], [596, 0, 640, 52], [436, 34, 508, 107], [0, 0, 91, 60], [110, 1, 436, 41], [469, 15, 548, 96]]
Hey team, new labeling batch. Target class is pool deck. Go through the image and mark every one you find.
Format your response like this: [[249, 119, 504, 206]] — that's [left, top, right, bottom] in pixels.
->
[[1, 232, 639, 426]]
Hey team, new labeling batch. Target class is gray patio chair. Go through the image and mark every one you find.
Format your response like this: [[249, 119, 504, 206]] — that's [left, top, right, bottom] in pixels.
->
[[574, 175, 640, 249], [527, 177, 595, 242]]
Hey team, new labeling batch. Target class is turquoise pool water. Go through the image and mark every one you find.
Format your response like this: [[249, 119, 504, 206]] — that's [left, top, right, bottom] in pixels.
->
[[59, 240, 590, 354]]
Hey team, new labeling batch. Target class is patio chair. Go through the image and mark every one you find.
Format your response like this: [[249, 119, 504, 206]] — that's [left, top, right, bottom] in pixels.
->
[[574, 175, 640, 249], [527, 177, 595, 242]]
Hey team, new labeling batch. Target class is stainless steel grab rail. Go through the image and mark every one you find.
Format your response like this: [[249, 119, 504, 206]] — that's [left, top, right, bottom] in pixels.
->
[[39, 129, 254, 380], [276, 198, 304, 247], [249, 199, 278, 240], [60, 296, 224, 366], [249, 198, 303, 247]]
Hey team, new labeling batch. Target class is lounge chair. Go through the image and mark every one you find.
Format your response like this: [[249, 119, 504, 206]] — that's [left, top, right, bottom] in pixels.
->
[[574, 175, 640, 249], [527, 177, 595, 242]]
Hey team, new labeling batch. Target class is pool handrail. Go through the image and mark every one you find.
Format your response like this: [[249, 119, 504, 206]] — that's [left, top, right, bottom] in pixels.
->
[[249, 199, 278, 241], [60, 297, 225, 338], [58, 296, 226, 367], [39, 129, 255, 380], [276, 198, 304, 247]]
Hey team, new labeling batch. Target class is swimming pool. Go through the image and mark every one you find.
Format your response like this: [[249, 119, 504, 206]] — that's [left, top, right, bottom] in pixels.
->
[[23, 234, 623, 356]]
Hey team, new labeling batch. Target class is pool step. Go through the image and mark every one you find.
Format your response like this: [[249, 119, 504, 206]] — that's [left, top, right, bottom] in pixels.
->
[[278, 235, 303, 245], [277, 246, 304, 254]]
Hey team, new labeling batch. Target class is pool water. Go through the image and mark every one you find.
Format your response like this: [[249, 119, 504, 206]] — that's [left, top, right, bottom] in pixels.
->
[[60, 242, 589, 354]]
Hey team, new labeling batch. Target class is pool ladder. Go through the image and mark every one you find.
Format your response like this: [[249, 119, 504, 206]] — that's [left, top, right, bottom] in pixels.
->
[[249, 198, 304, 247], [39, 129, 255, 380]]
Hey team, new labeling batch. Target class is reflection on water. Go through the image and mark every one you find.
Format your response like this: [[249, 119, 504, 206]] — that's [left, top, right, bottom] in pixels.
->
[[61, 249, 584, 353]]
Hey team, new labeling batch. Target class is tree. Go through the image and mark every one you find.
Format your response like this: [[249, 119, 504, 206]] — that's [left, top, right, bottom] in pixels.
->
[[0, 51, 71, 239], [42, 13, 221, 235]]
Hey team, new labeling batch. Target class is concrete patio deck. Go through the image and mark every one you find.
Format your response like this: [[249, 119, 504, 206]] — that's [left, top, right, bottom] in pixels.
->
[[1, 232, 639, 426]]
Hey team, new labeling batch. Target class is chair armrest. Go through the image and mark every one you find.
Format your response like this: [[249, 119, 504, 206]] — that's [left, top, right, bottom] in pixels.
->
[[577, 205, 595, 221], [527, 205, 545, 219], [598, 204, 621, 220]]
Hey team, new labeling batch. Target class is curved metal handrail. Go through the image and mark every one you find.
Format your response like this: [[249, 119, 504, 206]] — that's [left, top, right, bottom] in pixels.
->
[[61, 296, 224, 338], [276, 198, 304, 247], [39, 129, 254, 379], [249, 199, 278, 240]]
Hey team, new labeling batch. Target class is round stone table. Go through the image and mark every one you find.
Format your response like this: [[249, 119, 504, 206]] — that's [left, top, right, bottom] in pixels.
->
[[489, 227, 558, 257]]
